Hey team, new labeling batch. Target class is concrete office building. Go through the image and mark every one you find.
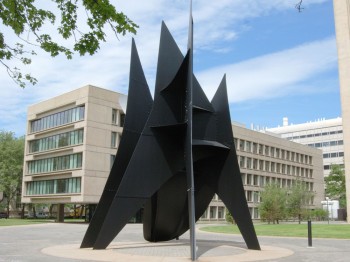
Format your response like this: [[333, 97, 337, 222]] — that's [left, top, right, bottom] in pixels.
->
[[201, 123, 324, 221], [267, 117, 344, 176], [22, 86, 324, 221], [333, 0, 350, 223], [21, 85, 126, 216]]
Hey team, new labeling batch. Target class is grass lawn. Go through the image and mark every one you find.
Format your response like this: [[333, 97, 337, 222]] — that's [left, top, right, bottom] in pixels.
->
[[200, 223, 350, 239], [0, 218, 86, 226]]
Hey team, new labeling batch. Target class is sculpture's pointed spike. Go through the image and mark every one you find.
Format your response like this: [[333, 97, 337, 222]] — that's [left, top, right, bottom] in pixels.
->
[[155, 22, 184, 94], [80, 39, 152, 249]]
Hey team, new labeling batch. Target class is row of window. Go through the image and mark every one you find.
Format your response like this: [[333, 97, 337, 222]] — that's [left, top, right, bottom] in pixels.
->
[[285, 130, 343, 140], [242, 173, 314, 191], [308, 140, 343, 148], [111, 132, 122, 148], [112, 109, 125, 127], [324, 164, 344, 170], [323, 152, 344, 159], [31, 106, 85, 133], [239, 156, 313, 177], [26, 177, 81, 195], [28, 153, 82, 174], [235, 138, 312, 164], [29, 129, 84, 153], [201, 206, 226, 220]]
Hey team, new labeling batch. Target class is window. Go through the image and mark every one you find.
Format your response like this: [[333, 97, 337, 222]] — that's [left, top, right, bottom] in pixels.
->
[[111, 132, 117, 148], [239, 156, 245, 168], [28, 153, 83, 174], [241, 173, 246, 184], [246, 158, 252, 169], [253, 143, 258, 154], [218, 207, 225, 219], [210, 206, 217, 219], [286, 151, 290, 160], [276, 163, 281, 173], [259, 160, 264, 171], [30, 106, 85, 133], [112, 109, 118, 124], [253, 191, 259, 202], [26, 177, 81, 195], [271, 162, 275, 172], [259, 144, 264, 155], [330, 141, 337, 146], [246, 141, 252, 152], [110, 155, 116, 169], [246, 174, 252, 185], [282, 164, 286, 174], [260, 176, 265, 187], [120, 113, 126, 127], [239, 139, 245, 151], [253, 159, 258, 169], [276, 148, 280, 158], [265, 146, 270, 156], [323, 141, 330, 147], [247, 191, 253, 202], [253, 175, 258, 186]]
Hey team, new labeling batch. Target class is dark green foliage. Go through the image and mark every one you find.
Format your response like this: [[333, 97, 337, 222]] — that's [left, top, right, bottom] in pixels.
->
[[286, 179, 314, 223], [259, 180, 314, 223], [325, 164, 347, 208], [225, 209, 235, 224], [0, 131, 24, 216], [259, 183, 287, 224], [0, 0, 138, 87]]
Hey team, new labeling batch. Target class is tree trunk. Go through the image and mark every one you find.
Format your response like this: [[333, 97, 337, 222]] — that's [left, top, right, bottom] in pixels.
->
[[79, 205, 85, 219], [21, 203, 25, 219], [6, 199, 10, 218]]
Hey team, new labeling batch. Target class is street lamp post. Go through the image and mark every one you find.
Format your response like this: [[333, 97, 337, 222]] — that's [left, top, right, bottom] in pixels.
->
[[326, 197, 329, 224]]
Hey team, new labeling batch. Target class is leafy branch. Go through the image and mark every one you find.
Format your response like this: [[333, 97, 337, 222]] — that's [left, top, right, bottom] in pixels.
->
[[0, 0, 138, 88]]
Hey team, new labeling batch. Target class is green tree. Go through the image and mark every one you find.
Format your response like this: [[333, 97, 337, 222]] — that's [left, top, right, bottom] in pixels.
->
[[286, 180, 314, 223], [259, 183, 287, 224], [0, 131, 24, 217], [0, 0, 138, 87], [325, 164, 347, 208], [225, 209, 235, 224]]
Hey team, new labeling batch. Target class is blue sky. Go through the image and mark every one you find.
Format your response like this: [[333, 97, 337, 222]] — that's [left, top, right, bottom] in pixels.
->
[[0, 0, 340, 136]]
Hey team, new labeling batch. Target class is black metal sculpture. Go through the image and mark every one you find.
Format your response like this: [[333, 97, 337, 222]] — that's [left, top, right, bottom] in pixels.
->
[[81, 3, 260, 260]]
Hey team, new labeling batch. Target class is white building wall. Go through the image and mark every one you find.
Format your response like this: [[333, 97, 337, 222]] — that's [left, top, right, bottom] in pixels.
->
[[267, 117, 343, 176]]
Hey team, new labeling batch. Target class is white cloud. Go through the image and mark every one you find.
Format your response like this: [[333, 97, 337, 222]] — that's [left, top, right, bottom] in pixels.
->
[[196, 37, 338, 102], [0, 0, 333, 135]]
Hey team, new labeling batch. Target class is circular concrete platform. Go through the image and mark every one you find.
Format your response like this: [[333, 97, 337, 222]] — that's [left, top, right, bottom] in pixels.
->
[[42, 240, 294, 262]]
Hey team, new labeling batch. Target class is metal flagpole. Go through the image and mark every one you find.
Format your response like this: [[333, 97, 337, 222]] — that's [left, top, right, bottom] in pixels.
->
[[186, 0, 196, 260]]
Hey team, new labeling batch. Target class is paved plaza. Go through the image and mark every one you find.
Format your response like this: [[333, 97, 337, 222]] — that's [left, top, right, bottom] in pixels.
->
[[0, 222, 349, 261]]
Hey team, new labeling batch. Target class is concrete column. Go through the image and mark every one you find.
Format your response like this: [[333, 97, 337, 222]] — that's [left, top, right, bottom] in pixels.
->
[[57, 204, 64, 222], [334, 0, 350, 223]]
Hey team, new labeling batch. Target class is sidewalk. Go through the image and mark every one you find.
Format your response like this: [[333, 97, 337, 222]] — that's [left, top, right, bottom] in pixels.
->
[[0, 223, 349, 261]]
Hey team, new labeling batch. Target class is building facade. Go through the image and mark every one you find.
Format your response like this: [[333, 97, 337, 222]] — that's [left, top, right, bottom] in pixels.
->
[[333, 0, 350, 223], [22, 85, 126, 206], [267, 117, 344, 176], [22, 86, 324, 221], [200, 123, 324, 221]]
